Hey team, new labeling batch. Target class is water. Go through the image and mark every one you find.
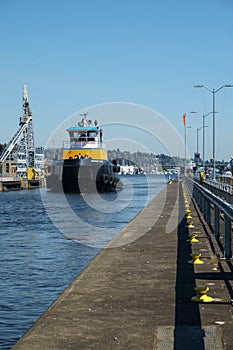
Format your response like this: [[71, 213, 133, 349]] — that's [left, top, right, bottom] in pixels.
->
[[0, 175, 166, 349]]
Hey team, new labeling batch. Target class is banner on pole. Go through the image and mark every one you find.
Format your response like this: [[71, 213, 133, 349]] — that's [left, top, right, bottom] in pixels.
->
[[183, 113, 186, 126]]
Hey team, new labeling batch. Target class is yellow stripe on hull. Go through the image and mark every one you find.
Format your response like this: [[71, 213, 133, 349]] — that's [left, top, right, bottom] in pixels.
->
[[62, 149, 107, 160]]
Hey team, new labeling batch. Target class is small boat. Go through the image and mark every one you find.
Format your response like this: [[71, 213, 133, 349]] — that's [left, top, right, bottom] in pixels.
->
[[46, 113, 122, 192]]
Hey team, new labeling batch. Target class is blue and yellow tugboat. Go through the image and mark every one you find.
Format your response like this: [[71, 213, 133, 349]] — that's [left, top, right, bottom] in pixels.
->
[[46, 113, 122, 192]]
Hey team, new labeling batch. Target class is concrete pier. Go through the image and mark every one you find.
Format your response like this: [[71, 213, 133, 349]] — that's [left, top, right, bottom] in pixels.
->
[[11, 181, 233, 350]]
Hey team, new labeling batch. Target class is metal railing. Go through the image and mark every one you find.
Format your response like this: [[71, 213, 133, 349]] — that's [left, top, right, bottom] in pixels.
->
[[186, 177, 233, 259], [63, 140, 105, 149], [192, 174, 233, 203], [206, 177, 233, 194], [202, 179, 233, 204]]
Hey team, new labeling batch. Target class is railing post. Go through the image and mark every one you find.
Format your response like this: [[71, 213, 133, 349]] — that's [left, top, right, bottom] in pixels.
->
[[214, 206, 220, 239], [199, 191, 203, 213], [193, 185, 196, 200], [195, 186, 198, 206], [206, 199, 211, 226], [203, 196, 207, 219], [198, 189, 201, 207], [199, 189, 202, 208], [224, 215, 232, 259], [195, 186, 198, 205]]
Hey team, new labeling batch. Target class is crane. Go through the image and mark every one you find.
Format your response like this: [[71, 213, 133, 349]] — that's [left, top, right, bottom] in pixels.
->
[[0, 85, 35, 178]]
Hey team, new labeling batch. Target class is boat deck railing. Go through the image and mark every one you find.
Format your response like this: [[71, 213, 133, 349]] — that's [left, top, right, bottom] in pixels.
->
[[63, 140, 105, 149]]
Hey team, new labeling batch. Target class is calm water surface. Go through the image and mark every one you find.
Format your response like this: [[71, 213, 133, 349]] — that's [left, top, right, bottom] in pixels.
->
[[0, 175, 166, 349]]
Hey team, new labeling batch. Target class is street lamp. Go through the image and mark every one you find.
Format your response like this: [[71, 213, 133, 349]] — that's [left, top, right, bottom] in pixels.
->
[[190, 111, 211, 172], [197, 126, 203, 154], [196, 126, 202, 154], [196, 126, 209, 169], [193, 84, 233, 181], [184, 122, 192, 177], [51, 139, 55, 159]]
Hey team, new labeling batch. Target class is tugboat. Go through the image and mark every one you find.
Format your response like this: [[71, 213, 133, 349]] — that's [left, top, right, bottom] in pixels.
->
[[46, 113, 122, 192]]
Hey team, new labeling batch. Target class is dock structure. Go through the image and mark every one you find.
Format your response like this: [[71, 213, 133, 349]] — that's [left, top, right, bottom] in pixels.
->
[[0, 177, 46, 191], [12, 180, 233, 350]]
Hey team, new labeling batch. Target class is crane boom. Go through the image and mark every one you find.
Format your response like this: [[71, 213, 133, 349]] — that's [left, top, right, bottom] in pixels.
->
[[0, 116, 32, 164], [0, 85, 35, 177]]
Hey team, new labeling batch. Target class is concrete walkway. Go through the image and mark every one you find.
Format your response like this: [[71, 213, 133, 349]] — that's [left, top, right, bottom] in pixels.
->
[[12, 181, 233, 350]]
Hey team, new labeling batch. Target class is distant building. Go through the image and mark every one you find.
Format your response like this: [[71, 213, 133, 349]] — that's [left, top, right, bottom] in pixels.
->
[[0, 144, 45, 178], [1, 157, 17, 177]]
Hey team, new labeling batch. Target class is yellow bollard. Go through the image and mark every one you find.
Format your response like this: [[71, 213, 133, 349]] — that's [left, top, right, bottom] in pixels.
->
[[168, 179, 173, 184], [185, 213, 192, 219], [188, 252, 204, 264], [185, 207, 191, 213], [191, 285, 213, 302], [199, 171, 204, 185], [187, 233, 199, 243], [186, 221, 195, 229]]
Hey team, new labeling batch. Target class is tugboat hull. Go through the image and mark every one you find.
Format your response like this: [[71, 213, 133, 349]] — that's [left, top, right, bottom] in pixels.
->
[[47, 158, 121, 193], [45, 113, 122, 193]]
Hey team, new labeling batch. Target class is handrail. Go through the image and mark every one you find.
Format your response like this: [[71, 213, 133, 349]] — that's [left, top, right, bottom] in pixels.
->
[[205, 178, 233, 194], [186, 177, 233, 259], [63, 140, 105, 149], [193, 180, 233, 220]]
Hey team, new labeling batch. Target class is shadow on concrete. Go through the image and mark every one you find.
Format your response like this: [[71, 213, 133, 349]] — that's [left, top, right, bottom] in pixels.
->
[[174, 185, 205, 350]]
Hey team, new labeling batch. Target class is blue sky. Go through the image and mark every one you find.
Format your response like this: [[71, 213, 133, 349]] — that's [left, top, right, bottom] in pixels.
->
[[0, 0, 232, 160]]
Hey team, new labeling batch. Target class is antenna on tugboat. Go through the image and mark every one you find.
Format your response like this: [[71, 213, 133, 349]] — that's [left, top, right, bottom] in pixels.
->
[[80, 112, 88, 117]]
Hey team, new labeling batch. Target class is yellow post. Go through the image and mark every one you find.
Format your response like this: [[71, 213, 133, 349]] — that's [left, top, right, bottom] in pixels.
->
[[188, 252, 204, 264], [187, 233, 199, 243], [186, 221, 195, 229], [27, 167, 36, 180], [191, 285, 213, 302], [199, 171, 204, 185]]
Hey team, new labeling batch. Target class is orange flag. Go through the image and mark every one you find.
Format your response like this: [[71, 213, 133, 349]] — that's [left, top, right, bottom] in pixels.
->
[[183, 113, 186, 126]]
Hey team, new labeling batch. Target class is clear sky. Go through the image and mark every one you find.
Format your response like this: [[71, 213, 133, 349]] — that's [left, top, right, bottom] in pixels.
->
[[0, 0, 232, 160]]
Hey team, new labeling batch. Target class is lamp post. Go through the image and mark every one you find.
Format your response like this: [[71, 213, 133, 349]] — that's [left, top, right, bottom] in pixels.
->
[[190, 111, 211, 172], [193, 84, 233, 181], [196, 126, 209, 169], [51, 139, 55, 159], [184, 123, 192, 177], [196, 127, 202, 155]]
